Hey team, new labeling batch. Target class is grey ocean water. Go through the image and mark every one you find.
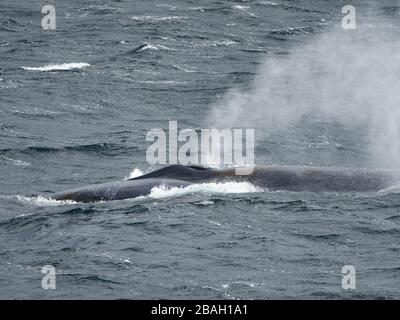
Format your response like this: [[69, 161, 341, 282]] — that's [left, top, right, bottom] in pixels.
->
[[1, 0, 400, 299]]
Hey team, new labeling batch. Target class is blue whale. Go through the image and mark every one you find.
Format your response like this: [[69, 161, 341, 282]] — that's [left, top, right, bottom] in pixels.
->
[[49, 164, 400, 203]]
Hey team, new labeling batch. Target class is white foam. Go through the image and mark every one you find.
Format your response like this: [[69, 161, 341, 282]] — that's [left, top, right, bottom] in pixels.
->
[[196, 200, 214, 206], [206, 219, 222, 226], [148, 181, 262, 199], [193, 39, 237, 48], [173, 64, 196, 73], [141, 44, 159, 51], [233, 5, 250, 10], [139, 80, 185, 85], [125, 168, 144, 180], [16, 195, 78, 206], [21, 62, 90, 72], [138, 43, 173, 52], [232, 5, 256, 17], [260, 1, 279, 6], [131, 15, 183, 22], [5, 158, 30, 166]]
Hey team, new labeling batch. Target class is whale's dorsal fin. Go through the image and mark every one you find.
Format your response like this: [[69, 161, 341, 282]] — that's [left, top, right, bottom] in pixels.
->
[[129, 164, 215, 181]]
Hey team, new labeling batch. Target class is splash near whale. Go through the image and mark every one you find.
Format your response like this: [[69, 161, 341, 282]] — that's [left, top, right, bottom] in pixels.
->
[[49, 164, 400, 203]]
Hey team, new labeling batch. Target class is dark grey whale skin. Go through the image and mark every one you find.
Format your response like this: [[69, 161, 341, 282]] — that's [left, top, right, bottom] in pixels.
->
[[50, 164, 400, 203], [50, 165, 213, 203]]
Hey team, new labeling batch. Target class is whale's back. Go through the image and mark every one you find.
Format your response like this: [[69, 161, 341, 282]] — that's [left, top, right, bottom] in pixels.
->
[[49, 165, 400, 203], [247, 166, 400, 192]]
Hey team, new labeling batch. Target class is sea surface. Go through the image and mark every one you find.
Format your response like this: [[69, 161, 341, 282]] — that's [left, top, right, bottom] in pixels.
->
[[1, 0, 400, 299]]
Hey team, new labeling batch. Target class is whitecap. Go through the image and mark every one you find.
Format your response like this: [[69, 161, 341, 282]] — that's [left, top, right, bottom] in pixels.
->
[[138, 80, 186, 85], [138, 43, 174, 52], [193, 39, 237, 48], [259, 1, 279, 6], [131, 15, 183, 22], [21, 62, 90, 72], [233, 5, 250, 10], [140, 44, 159, 51], [196, 200, 214, 206], [5, 158, 30, 166], [206, 219, 222, 226], [173, 65, 196, 73]]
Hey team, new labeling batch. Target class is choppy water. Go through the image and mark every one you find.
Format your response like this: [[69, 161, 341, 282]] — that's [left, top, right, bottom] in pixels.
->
[[1, 0, 400, 299]]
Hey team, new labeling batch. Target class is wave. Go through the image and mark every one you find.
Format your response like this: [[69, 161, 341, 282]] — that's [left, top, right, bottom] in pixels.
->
[[21, 62, 90, 72], [195, 200, 215, 206], [192, 39, 237, 48], [232, 5, 257, 17], [137, 80, 186, 85], [97, 44, 149, 63], [76, 5, 122, 15], [0, 79, 19, 89], [172, 64, 196, 73], [258, 1, 279, 6], [233, 5, 250, 11], [131, 15, 184, 24], [269, 26, 316, 36], [5, 157, 30, 166], [138, 43, 174, 52], [10, 106, 61, 119], [1, 143, 131, 156], [0, 18, 20, 32]]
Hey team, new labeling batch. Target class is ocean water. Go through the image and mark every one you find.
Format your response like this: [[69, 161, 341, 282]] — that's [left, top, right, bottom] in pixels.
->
[[1, 0, 400, 299]]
